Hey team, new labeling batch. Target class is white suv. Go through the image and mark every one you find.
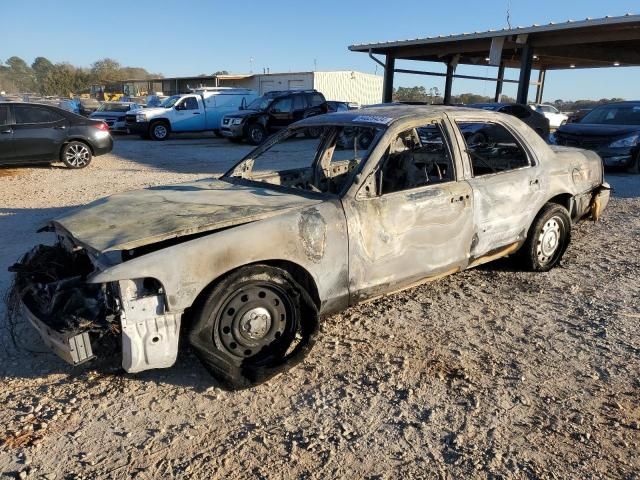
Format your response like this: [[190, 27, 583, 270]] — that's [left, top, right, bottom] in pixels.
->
[[531, 104, 568, 128]]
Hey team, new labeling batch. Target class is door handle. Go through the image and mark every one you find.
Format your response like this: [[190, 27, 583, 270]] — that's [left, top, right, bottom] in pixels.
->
[[54, 125, 66, 130], [192, 112, 201, 115], [529, 178, 540, 186], [1, 128, 12, 134]]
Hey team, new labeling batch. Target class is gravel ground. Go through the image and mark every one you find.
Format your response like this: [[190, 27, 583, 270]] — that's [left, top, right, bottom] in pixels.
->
[[0, 134, 638, 479]]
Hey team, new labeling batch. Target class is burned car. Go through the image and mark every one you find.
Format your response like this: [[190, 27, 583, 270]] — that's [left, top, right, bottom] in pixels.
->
[[10, 106, 610, 389]]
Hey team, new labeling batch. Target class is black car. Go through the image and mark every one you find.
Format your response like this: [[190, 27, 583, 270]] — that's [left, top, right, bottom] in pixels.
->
[[468, 103, 550, 139], [220, 90, 328, 145], [555, 101, 640, 173], [0, 102, 113, 169]]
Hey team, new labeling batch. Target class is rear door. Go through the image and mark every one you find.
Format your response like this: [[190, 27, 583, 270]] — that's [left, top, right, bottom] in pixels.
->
[[291, 93, 308, 123], [451, 117, 543, 260], [12, 105, 68, 162], [0, 104, 14, 163]]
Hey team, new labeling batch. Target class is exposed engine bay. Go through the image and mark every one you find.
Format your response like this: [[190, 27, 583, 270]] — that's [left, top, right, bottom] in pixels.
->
[[9, 239, 181, 372]]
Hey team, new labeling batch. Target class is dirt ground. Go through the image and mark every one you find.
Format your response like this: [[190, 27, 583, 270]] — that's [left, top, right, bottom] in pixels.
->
[[0, 134, 638, 479]]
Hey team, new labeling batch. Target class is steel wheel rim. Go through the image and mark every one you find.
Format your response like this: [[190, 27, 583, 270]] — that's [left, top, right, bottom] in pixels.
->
[[154, 125, 167, 138], [216, 283, 290, 359], [537, 216, 562, 264], [250, 127, 263, 143], [65, 144, 90, 167]]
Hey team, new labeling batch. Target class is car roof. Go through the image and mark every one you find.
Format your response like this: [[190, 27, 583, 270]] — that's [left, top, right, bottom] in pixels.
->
[[296, 104, 480, 127]]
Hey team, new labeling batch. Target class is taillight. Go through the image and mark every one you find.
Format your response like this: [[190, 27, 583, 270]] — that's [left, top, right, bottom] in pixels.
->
[[94, 122, 109, 131]]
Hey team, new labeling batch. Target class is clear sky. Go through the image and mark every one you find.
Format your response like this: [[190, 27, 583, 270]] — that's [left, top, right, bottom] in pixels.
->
[[2, 0, 638, 101]]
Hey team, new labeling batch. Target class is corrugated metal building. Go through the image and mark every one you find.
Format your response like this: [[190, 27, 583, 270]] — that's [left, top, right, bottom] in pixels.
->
[[125, 70, 383, 106], [219, 71, 383, 105]]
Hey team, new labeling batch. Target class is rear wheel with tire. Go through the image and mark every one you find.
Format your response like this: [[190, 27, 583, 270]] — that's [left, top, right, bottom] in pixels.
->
[[149, 121, 170, 141], [246, 123, 266, 145], [188, 265, 318, 389], [519, 203, 571, 272], [61, 141, 92, 169]]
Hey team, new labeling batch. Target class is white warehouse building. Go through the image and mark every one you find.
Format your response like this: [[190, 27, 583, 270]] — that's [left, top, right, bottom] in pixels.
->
[[217, 71, 383, 106]]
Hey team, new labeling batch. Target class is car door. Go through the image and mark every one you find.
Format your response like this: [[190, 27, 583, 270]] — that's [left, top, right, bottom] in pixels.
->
[[172, 96, 203, 132], [0, 104, 14, 163], [12, 105, 68, 162], [291, 94, 308, 123], [343, 119, 474, 302], [452, 117, 544, 260], [268, 97, 293, 130]]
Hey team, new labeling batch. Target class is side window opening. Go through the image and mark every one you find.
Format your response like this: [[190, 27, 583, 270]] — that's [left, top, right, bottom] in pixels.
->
[[0, 105, 9, 126], [271, 98, 293, 113], [457, 121, 530, 176], [379, 123, 455, 195], [14, 106, 63, 124], [183, 97, 199, 110]]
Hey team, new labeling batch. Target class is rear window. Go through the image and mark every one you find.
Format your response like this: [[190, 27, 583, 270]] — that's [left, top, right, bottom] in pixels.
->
[[14, 105, 64, 124], [308, 93, 324, 106]]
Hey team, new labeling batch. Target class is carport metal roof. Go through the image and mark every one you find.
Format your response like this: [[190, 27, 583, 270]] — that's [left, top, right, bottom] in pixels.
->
[[349, 14, 640, 104]]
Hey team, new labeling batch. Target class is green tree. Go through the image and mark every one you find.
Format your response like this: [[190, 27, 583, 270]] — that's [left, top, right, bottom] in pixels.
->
[[5, 56, 36, 91], [32, 56, 55, 93]]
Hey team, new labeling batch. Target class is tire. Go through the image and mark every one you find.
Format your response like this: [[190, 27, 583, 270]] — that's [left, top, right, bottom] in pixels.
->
[[519, 203, 572, 272], [149, 121, 170, 141], [188, 265, 318, 390], [246, 123, 266, 145], [626, 152, 640, 174], [61, 141, 92, 169]]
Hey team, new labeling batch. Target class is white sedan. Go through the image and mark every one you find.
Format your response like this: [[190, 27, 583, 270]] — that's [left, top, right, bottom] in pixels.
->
[[530, 104, 569, 128]]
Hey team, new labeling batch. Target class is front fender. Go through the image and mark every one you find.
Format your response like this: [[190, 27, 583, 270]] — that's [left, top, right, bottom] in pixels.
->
[[89, 201, 349, 315]]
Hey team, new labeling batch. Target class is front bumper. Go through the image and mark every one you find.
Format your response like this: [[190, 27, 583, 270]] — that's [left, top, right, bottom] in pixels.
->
[[126, 121, 149, 134], [220, 123, 244, 139], [11, 242, 181, 373], [22, 301, 95, 365]]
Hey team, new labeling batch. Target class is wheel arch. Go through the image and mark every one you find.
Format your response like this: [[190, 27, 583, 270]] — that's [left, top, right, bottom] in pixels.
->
[[59, 138, 94, 159], [150, 118, 172, 130], [545, 192, 575, 218], [184, 259, 322, 327]]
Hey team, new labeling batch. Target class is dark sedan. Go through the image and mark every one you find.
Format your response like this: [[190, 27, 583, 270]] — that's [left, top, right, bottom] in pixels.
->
[[555, 101, 640, 173], [468, 103, 550, 139], [0, 102, 113, 169]]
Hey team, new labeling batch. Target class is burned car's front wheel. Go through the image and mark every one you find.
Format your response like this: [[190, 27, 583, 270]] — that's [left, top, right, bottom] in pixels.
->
[[188, 265, 318, 390]]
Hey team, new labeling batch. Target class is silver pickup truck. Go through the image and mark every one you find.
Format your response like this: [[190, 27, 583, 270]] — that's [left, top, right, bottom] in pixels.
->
[[10, 105, 610, 389]]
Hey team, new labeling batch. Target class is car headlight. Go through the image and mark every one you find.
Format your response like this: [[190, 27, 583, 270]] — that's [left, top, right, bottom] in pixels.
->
[[232, 118, 243, 125], [609, 134, 639, 148], [136, 113, 146, 122]]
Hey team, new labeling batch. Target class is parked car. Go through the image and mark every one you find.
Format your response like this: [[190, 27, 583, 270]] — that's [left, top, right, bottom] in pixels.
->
[[78, 98, 101, 116], [0, 102, 112, 168], [555, 101, 640, 173], [90, 102, 143, 132], [220, 89, 328, 145], [530, 104, 568, 128], [10, 105, 609, 389], [126, 88, 258, 140], [567, 108, 592, 124], [468, 103, 550, 139], [327, 101, 358, 112]]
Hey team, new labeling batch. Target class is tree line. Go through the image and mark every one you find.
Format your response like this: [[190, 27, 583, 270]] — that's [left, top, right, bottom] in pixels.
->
[[0, 56, 162, 97], [393, 85, 624, 111]]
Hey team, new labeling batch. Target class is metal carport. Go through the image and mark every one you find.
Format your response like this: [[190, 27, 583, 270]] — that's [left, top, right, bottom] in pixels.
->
[[349, 14, 640, 105]]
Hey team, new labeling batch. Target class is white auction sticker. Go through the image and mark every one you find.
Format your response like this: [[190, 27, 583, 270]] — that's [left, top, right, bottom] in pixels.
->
[[352, 115, 393, 125]]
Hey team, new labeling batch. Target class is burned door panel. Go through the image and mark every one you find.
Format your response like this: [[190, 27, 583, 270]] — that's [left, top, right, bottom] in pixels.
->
[[344, 181, 473, 302]]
